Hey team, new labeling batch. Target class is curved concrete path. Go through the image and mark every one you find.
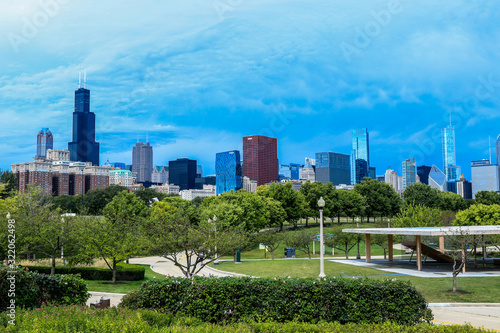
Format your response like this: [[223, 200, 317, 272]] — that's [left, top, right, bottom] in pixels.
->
[[129, 256, 246, 278], [429, 303, 500, 331]]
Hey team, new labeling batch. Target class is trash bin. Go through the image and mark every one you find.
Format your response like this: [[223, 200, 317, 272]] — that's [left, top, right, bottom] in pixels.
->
[[284, 248, 296, 258], [235, 248, 241, 263]]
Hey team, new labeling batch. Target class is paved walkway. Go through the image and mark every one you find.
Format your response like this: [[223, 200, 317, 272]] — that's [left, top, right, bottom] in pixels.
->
[[129, 256, 245, 277], [86, 292, 126, 307], [429, 303, 500, 331]]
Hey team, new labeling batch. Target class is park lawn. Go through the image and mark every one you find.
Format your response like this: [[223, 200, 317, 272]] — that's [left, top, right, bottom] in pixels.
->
[[212, 259, 394, 278], [212, 260, 500, 303], [85, 264, 165, 294], [220, 224, 405, 260]]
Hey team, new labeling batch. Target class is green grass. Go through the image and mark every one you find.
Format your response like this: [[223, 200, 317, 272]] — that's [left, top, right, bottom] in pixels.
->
[[85, 264, 165, 294], [212, 260, 500, 303], [221, 224, 405, 260]]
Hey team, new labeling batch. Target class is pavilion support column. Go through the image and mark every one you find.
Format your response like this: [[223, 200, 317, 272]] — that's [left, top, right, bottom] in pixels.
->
[[388, 234, 393, 261], [416, 235, 422, 271], [482, 235, 486, 267], [365, 234, 371, 263], [439, 236, 445, 253]]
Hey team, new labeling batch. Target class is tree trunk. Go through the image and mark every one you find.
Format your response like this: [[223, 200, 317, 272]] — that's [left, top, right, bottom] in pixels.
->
[[112, 258, 117, 284], [51, 254, 56, 275], [452, 271, 458, 292], [338, 216, 340, 224], [306, 218, 309, 227], [271, 250, 274, 260], [308, 251, 311, 259]]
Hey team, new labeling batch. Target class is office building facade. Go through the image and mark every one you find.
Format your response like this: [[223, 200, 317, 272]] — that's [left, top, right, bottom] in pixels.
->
[[68, 87, 100, 166], [242, 135, 278, 186], [384, 167, 399, 192], [456, 175, 473, 199], [215, 150, 242, 195], [151, 166, 168, 184], [351, 128, 370, 184], [36, 128, 53, 158], [132, 142, 153, 183], [471, 159, 499, 198], [315, 152, 350, 185], [169, 158, 197, 191], [402, 158, 417, 189]]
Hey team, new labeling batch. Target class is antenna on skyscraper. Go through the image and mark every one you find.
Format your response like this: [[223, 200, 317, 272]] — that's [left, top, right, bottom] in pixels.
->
[[489, 133, 492, 163], [146, 133, 149, 143], [84, 69, 87, 89], [78, 71, 81, 88], [449, 112, 452, 127]]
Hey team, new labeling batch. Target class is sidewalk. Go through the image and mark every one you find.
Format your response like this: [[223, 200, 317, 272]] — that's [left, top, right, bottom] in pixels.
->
[[429, 303, 500, 331]]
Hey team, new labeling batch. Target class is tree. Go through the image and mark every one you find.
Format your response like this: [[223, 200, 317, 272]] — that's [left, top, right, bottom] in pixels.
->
[[438, 192, 467, 212], [201, 191, 268, 231], [254, 231, 286, 260], [474, 191, 500, 206], [258, 183, 304, 229], [403, 183, 440, 208], [393, 205, 442, 228], [285, 229, 315, 259], [354, 177, 402, 222], [339, 190, 365, 223], [299, 181, 329, 224], [144, 203, 246, 277], [8, 186, 74, 274], [444, 229, 476, 293], [261, 197, 286, 229], [0, 170, 16, 199], [455, 204, 500, 226], [134, 188, 166, 206], [324, 183, 343, 224], [324, 227, 357, 259], [76, 191, 148, 283]]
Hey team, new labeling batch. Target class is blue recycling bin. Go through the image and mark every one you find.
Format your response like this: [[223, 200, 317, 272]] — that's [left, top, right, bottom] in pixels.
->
[[284, 248, 296, 258]]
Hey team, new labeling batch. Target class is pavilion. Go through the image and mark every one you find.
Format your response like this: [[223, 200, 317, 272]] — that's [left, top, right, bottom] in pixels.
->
[[342, 226, 500, 271]]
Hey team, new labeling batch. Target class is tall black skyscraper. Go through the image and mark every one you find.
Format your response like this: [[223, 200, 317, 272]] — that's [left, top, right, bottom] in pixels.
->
[[169, 158, 197, 190], [68, 86, 100, 166]]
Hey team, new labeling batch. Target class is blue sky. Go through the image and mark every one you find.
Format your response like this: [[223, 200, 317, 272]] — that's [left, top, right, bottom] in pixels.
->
[[1, 0, 499, 178]]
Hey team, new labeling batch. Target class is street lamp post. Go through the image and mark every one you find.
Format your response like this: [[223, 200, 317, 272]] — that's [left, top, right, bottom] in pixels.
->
[[213, 215, 218, 265], [318, 196, 325, 278]]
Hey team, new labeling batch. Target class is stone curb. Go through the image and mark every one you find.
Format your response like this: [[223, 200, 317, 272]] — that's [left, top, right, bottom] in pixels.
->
[[429, 303, 500, 307]]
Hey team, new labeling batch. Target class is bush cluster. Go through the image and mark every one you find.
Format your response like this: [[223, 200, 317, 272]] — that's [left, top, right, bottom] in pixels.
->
[[0, 267, 89, 311], [25, 262, 145, 281], [0, 305, 483, 332], [121, 276, 432, 325]]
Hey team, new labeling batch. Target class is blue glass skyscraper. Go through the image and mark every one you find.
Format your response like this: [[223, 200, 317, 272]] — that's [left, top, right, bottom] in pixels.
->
[[215, 150, 242, 195], [351, 128, 370, 184], [442, 125, 460, 182], [68, 87, 100, 165], [315, 152, 350, 185]]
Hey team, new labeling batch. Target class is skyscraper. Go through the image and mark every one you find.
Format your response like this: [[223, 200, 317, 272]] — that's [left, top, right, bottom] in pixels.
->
[[442, 125, 460, 182], [402, 158, 417, 189], [497, 134, 500, 189], [315, 152, 350, 185], [215, 150, 242, 195], [36, 128, 53, 158], [417, 165, 432, 185], [384, 167, 399, 192], [471, 159, 499, 198], [352, 128, 370, 184], [132, 142, 153, 183], [242, 135, 278, 186], [68, 85, 100, 166], [169, 158, 197, 190], [428, 165, 447, 192]]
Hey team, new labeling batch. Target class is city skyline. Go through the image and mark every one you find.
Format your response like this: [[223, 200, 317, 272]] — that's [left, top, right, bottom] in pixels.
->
[[1, 1, 500, 178]]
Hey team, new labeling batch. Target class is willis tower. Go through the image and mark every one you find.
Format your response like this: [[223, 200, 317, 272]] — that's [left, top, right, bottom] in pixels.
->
[[68, 74, 100, 166]]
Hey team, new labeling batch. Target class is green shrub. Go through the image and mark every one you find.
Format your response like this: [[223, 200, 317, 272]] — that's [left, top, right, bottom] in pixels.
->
[[0, 267, 90, 311], [0, 305, 484, 332], [120, 276, 432, 325], [25, 262, 145, 281]]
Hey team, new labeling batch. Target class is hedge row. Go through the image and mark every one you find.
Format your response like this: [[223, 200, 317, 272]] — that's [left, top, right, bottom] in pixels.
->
[[0, 267, 89, 311], [0, 305, 482, 332], [121, 276, 432, 325], [25, 262, 145, 281]]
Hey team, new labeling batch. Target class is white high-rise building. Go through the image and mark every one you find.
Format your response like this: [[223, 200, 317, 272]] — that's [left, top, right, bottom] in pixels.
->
[[384, 167, 399, 192]]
